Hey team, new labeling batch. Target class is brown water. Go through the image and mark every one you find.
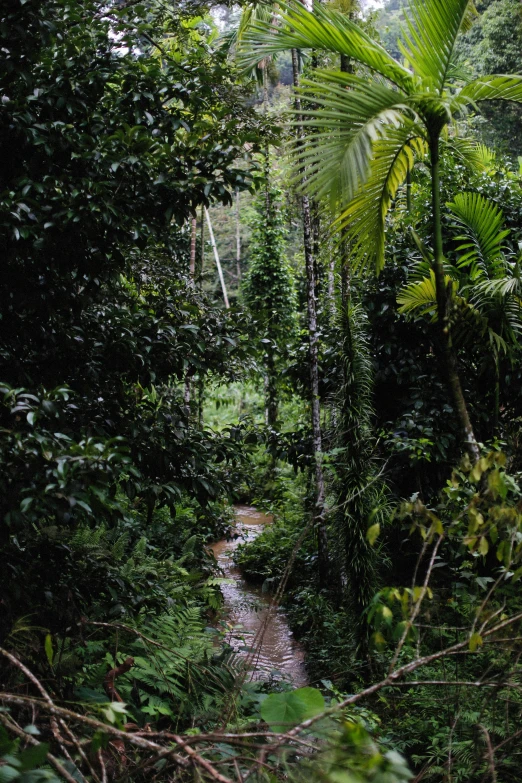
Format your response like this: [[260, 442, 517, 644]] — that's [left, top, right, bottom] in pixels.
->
[[211, 505, 307, 687]]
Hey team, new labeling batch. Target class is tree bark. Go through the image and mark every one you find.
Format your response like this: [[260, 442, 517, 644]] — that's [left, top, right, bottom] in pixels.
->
[[292, 47, 329, 588], [189, 216, 197, 281], [265, 343, 278, 427], [235, 189, 241, 283], [429, 134, 479, 463], [197, 204, 205, 285], [184, 217, 198, 410]]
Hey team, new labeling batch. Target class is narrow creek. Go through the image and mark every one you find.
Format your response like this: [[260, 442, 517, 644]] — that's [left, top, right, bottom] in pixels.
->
[[211, 505, 307, 687]]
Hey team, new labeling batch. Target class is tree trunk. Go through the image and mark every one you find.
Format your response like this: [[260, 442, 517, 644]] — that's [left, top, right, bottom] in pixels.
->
[[493, 354, 500, 437], [235, 189, 241, 283], [184, 217, 198, 411], [197, 204, 205, 285], [265, 343, 278, 427], [189, 216, 197, 281], [429, 134, 479, 463], [292, 46, 329, 588], [204, 207, 230, 309]]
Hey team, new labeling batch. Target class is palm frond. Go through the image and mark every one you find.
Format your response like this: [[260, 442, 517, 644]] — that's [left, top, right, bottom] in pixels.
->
[[223, 4, 280, 80], [399, 0, 476, 90], [472, 275, 522, 299], [447, 192, 510, 278], [290, 71, 415, 205], [458, 75, 522, 105], [442, 135, 495, 173], [397, 269, 457, 319], [334, 124, 426, 273], [237, 1, 413, 90]]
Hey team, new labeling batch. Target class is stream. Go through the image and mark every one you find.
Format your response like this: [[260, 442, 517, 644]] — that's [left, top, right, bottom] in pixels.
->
[[211, 505, 307, 687]]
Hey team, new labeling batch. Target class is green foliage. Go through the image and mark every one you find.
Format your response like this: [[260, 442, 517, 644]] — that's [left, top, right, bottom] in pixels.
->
[[0, 384, 128, 534], [327, 304, 391, 637], [0, 725, 59, 783], [239, 0, 522, 272], [243, 182, 297, 425], [459, 0, 522, 155], [261, 686, 325, 732], [243, 184, 297, 335], [75, 606, 238, 728], [294, 721, 413, 783]]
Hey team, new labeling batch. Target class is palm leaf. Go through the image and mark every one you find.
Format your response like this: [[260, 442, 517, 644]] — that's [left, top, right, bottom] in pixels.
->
[[472, 276, 522, 299], [447, 192, 509, 278], [399, 0, 477, 90], [237, 1, 413, 90], [442, 135, 495, 173], [397, 269, 457, 318], [397, 272, 510, 354], [334, 124, 426, 273], [458, 75, 522, 105], [290, 71, 415, 205]]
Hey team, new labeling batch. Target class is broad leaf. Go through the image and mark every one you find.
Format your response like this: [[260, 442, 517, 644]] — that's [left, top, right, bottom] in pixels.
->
[[261, 686, 325, 732]]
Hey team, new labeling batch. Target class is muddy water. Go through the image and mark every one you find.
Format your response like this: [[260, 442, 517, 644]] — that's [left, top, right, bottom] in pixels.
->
[[211, 505, 307, 687]]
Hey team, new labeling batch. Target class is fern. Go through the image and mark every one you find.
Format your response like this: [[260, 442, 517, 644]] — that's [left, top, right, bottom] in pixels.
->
[[114, 606, 238, 724]]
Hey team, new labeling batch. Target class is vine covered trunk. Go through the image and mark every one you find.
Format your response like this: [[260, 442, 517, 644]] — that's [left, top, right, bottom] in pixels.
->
[[292, 46, 329, 588]]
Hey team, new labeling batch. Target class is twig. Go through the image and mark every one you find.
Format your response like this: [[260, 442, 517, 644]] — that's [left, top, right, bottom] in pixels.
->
[[480, 724, 497, 783], [388, 534, 444, 674]]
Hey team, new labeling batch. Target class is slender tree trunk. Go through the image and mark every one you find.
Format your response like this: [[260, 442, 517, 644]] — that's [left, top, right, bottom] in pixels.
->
[[197, 204, 205, 285], [339, 52, 353, 311], [235, 189, 241, 283], [265, 343, 278, 427], [292, 46, 329, 588], [189, 217, 197, 281], [429, 134, 479, 463], [184, 217, 198, 411], [204, 207, 230, 309], [406, 169, 412, 214], [328, 255, 336, 314], [493, 354, 500, 436]]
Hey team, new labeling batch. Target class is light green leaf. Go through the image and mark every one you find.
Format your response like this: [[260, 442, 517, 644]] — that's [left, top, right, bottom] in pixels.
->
[[0, 765, 19, 783], [18, 742, 49, 771], [261, 687, 325, 732], [469, 632, 483, 652], [367, 523, 380, 546], [44, 634, 53, 667]]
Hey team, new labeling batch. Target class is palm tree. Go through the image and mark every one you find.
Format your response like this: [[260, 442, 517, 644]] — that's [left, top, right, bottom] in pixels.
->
[[397, 191, 522, 435], [239, 0, 522, 461]]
